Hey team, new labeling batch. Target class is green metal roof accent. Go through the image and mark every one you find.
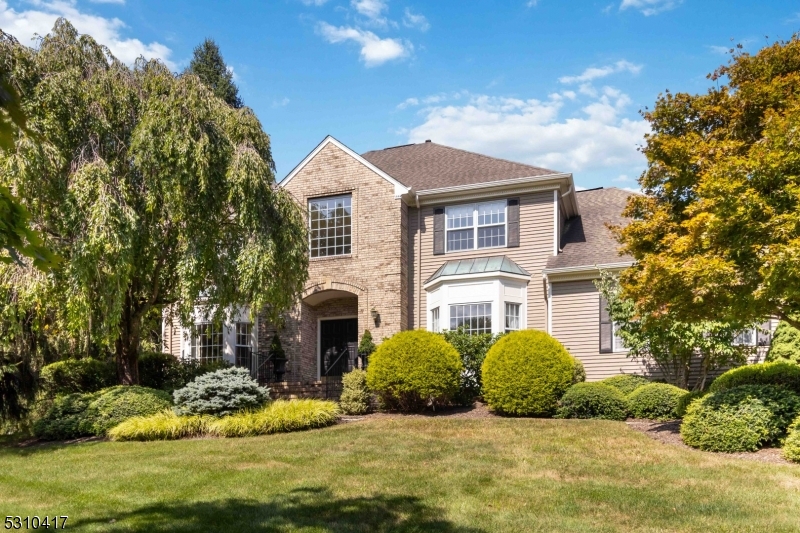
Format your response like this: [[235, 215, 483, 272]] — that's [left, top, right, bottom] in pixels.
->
[[425, 255, 531, 284]]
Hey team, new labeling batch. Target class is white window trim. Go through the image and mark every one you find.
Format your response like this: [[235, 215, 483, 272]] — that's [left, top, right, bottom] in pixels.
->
[[504, 302, 521, 333], [308, 194, 353, 259], [732, 328, 758, 347], [445, 200, 507, 253], [430, 307, 440, 333]]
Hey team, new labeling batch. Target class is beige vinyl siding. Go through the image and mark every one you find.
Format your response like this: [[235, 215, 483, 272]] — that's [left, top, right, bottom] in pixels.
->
[[551, 279, 647, 380], [162, 312, 183, 358], [408, 190, 555, 331]]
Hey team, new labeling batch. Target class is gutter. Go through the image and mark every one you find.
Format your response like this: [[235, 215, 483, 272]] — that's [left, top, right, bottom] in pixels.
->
[[541, 261, 635, 276]]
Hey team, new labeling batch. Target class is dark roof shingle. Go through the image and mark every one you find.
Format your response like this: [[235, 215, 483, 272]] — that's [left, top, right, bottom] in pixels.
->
[[361, 142, 562, 191], [546, 187, 635, 270]]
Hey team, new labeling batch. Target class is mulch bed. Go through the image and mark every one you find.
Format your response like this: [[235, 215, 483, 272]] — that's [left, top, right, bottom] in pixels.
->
[[625, 419, 792, 465]]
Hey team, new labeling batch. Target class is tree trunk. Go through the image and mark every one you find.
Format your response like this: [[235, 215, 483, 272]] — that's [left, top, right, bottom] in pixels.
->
[[115, 297, 142, 385]]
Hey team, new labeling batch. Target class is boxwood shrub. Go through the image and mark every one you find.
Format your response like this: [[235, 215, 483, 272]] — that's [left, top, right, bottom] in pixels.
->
[[173, 367, 268, 417], [628, 383, 687, 421], [555, 382, 629, 420], [675, 390, 706, 418], [339, 369, 371, 415], [39, 359, 115, 396], [709, 361, 800, 395], [783, 415, 800, 463], [81, 386, 172, 435], [366, 330, 462, 412], [600, 375, 650, 396], [681, 385, 800, 452], [32, 391, 99, 440], [481, 330, 575, 416]]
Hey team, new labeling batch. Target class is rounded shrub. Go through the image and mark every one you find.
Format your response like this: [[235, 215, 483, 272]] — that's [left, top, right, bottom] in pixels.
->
[[709, 361, 800, 395], [481, 330, 575, 416], [675, 390, 706, 418], [173, 367, 268, 416], [81, 386, 172, 435], [681, 385, 800, 452], [366, 330, 462, 412], [600, 375, 650, 396], [628, 383, 687, 421], [339, 369, 371, 415], [33, 392, 98, 440], [555, 382, 629, 420], [39, 359, 115, 396], [783, 415, 800, 463], [766, 321, 800, 365]]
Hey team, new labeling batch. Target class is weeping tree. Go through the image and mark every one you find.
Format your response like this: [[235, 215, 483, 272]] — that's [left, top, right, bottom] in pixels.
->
[[0, 20, 308, 384]]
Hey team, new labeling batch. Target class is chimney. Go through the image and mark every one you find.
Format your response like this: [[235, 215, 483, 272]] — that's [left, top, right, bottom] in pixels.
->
[[425, 139, 431, 143]]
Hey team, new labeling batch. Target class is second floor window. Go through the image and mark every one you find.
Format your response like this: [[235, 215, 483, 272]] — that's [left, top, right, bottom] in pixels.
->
[[309, 194, 352, 258], [446, 200, 506, 252]]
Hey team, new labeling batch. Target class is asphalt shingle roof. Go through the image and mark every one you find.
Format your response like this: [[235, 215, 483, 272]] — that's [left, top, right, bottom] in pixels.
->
[[426, 256, 531, 284], [361, 141, 562, 191], [546, 187, 636, 270]]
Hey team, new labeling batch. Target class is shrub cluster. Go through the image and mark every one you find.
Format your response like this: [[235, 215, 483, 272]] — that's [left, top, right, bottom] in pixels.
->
[[173, 367, 268, 417], [681, 385, 800, 452], [33, 385, 171, 440], [138, 352, 229, 393], [628, 383, 687, 421], [556, 382, 629, 420], [481, 330, 575, 416], [39, 359, 115, 397], [441, 328, 503, 405], [339, 369, 371, 415], [784, 415, 800, 463], [109, 400, 340, 441], [675, 390, 706, 418], [366, 330, 462, 412], [766, 322, 800, 365], [709, 361, 800, 395], [600, 375, 650, 396]]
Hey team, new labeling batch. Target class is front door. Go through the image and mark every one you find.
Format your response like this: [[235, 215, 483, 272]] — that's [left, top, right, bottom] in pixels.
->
[[320, 318, 358, 377]]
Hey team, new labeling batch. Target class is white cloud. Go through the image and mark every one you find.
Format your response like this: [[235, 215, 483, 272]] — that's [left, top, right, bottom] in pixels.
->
[[87, 0, 124, 4], [350, 0, 391, 27], [317, 22, 410, 66], [708, 45, 731, 55], [526, 0, 539, 6], [0, 0, 174, 68], [402, 8, 429, 31], [559, 60, 642, 84], [397, 97, 419, 109], [404, 88, 649, 175], [619, 0, 682, 16], [613, 174, 631, 182]]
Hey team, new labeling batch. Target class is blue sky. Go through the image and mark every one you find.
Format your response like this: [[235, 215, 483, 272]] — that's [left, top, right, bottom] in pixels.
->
[[1, 0, 798, 189]]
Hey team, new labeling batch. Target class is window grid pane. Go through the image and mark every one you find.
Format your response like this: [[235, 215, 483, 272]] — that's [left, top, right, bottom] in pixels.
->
[[235, 322, 252, 368], [447, 228, 474, 251], [449, 303, 492, 335], [446, 205, 474, 229], [477, 201, 506, 226], [309, 195, 352, 258], [191, 323, 223, 365], [505, 303, 520, 332], [478, 225, 506, 248]]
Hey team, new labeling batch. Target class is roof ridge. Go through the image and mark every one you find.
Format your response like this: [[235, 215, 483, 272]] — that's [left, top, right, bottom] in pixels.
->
[[424, 142, 561, 175]]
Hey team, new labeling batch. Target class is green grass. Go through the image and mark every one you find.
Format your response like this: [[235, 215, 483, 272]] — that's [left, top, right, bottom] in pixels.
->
[[1, 417, 799, 532]]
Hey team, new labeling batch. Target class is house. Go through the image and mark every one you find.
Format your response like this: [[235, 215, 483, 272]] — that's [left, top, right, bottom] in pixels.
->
[[162, 135, 772, 392]]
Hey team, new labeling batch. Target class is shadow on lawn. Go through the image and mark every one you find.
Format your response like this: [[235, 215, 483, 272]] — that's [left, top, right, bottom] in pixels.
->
[[72, 487, 485, 533]]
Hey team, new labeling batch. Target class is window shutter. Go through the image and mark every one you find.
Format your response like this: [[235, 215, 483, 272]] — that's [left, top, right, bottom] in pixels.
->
[[507, 198, 520, 248], [757, 320, 772, 346], [599, 295, 613, 353], [433, 207, 445, 255]]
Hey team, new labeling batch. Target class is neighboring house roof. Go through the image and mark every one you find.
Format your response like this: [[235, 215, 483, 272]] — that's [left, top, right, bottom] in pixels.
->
[[426, 255, 531, 284], [546, 187, 636, 270], [361, 141, 564, 192]]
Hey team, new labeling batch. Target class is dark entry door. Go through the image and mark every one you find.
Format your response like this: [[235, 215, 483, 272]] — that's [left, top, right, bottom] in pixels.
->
[[320, 318, 358, 377]]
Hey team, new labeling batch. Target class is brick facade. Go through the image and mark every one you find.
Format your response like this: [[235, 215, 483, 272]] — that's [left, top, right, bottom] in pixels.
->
[[267, 142, 408, 384]]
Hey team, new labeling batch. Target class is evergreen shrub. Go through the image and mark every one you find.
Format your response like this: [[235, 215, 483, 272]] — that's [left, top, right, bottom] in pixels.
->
[[600, 375, 650, 396], [481, 330, 575, 416], [628, 383, 687, 421], [681, 385, 800, 452], [366, 330, 462, 412], [556, 382, 629, 420], [173, 367, 267, 416]]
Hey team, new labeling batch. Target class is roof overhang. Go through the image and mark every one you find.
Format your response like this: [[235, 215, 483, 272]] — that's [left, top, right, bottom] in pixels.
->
[[280, 135, 411, 198], [404, 172, 580, 218], [542, 261, 634, 283]]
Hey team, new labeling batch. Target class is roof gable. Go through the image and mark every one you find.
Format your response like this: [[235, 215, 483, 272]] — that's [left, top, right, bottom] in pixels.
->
[[280, 136, 411, 197]]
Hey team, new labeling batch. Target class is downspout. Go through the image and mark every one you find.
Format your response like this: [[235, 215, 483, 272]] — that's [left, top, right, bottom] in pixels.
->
[[543, 274, 552, 335], [416, 193, 422, 330]]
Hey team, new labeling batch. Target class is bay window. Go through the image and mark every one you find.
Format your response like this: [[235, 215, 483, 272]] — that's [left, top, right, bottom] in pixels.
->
[[450, 303, 492, 334]]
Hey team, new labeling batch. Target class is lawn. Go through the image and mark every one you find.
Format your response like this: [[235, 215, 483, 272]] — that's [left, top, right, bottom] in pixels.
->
[[1, 417, 799, 532]]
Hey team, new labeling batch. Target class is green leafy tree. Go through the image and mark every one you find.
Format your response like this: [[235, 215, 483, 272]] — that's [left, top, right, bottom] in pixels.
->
[[766, 322, 800, 364], [595, 271, 751, 390], [614, 35, 800, 330], [0, 20, 308, 384], [185, 38, 243, 108]]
